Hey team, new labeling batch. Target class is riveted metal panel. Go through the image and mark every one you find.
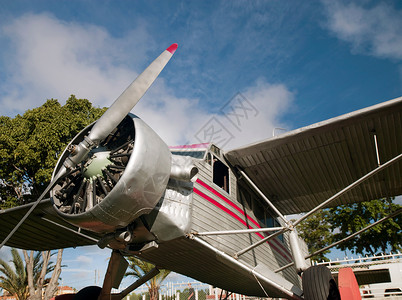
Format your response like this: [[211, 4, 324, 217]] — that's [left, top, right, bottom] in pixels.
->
[[226, 97, 402, 214]]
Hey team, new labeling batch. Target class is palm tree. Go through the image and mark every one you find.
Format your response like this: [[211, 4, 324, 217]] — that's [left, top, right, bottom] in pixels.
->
[[0, 248, 60, 300], [0, 248, 29, 300], [23, 249, 64, 300], [125, 257, 171, 300]]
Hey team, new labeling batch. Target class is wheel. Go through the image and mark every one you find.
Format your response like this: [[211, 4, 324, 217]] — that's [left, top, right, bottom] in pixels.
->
[[73, 286, 102, 300], [302, 265, 341, 300]]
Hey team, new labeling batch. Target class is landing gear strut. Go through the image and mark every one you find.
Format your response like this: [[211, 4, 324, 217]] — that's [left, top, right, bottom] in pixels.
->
[[73, 250, 160, 300]]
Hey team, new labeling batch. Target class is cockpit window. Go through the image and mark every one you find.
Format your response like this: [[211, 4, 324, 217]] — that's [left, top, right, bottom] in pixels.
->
[[171, 151, 206, 159], [213, 159, 229, 193]]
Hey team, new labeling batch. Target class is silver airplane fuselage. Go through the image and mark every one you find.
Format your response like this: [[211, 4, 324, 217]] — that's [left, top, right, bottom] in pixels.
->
[[123, 143, 307, 299]]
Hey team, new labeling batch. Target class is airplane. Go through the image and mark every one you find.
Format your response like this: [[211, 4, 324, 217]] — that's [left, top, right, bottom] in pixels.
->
[[0, 43, 401, 300]]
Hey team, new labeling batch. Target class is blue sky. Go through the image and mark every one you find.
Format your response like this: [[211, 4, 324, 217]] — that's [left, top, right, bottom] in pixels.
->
[[1, 0, 401, 149], [0, 0, 402, 292]]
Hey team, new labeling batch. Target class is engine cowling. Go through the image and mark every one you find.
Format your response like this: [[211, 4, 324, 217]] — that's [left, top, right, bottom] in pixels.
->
[[50, 114, 171, 233]]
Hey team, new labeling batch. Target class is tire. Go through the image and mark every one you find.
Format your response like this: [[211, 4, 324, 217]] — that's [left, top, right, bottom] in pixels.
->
[[302, 265, 341, 300], [73, 286, 102, 300]]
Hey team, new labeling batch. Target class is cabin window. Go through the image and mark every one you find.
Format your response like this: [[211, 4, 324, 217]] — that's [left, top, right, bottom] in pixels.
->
[[213, 158, 229, 193], [267, 216, 284, 242], [239, 185, 284, 242], [171, 150, 205, 159], [254, 201, 266, 226]]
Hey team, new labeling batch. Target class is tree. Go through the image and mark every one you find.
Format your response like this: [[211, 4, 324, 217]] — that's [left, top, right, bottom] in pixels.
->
[[0, 96, 106, 208], [0, 248, 29, 300], [0, 97, 104, 299], [23, 249, 64, 300], [125, 257, 171, 300], [293, 210, 333, 262], [327, 198, 402, 256], [180, 287, 208, 300], [295, 198, 402, 260], [0, 248, 64, 300]]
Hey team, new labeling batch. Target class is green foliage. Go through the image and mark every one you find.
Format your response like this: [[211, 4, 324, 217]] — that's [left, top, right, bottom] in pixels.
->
[[0, 96, 106, 208], [294, 210, 333, 262], [125, 257, 171, 300], [0, 248, 28, 300], [295, 198, 402, 260], [0, 248, 60, 300], [179, 288, 208, 300], [327, 198, 402, 255]]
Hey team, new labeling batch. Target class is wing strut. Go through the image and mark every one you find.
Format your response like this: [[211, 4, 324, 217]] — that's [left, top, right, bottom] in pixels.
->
[[275, 208, 402, 273], [192, 227, 285, 236], [193, 236, 303, 299], [237, 169, 289, 225], [292, 152, 402, 227], [234, 152, 402, 272]]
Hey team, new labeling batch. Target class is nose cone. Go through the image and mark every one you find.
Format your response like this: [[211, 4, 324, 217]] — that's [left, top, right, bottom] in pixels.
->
[[83, 148, 112, 179]]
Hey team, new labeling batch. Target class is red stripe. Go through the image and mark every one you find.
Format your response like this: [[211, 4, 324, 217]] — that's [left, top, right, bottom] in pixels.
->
[[194, 186, 291, 262], [194, 188, 250, 229], [196, 179, 292, 259], [166, 43, 178, 54], [197, 179, 262, 228]]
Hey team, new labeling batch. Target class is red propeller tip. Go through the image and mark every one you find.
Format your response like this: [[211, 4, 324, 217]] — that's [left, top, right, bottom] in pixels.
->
[[166, 43, 178, 54]]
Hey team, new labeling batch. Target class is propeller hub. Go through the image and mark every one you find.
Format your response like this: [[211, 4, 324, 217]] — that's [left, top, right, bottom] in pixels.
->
[[83, 147, 112, 179]]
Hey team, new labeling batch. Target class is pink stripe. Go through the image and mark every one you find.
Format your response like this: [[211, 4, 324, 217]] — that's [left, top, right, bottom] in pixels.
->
[[197, 180, 261, 228], [196, 179, 291, 259], [194, 188, 249, 229], [194, 186, 291, 262]]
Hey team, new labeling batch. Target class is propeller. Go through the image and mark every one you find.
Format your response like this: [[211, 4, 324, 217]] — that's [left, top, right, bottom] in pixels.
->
[[53, 115, 136, 216], [59, 43, 178, 178], [89, 43, 178, 144], [0, 43, 178, 249]]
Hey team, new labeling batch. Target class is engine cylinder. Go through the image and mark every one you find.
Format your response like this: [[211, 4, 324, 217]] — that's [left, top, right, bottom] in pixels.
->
[[51, 114, 171, 233]]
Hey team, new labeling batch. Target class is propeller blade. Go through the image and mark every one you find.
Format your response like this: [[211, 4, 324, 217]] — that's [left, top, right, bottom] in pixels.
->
[[0, 44, 178, 249], [56, 44, 178, 178], [88, 43, 178, 144]]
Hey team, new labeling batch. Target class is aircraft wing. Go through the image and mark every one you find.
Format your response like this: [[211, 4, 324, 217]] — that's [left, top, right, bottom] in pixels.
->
[[0, 199, 101, 251], [225, 97, 402, 215]]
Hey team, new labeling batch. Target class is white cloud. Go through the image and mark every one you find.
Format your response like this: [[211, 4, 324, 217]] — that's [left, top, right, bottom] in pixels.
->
[[135, 78, 293, 150], [0, 13, 150, 116], [323, 1, 402, 60], [222, 79, 293, 149], [0, 246, 13, 262], [0, 12, 293, 151], [62, 268, 93, 273], [75, 255, 93, 265]]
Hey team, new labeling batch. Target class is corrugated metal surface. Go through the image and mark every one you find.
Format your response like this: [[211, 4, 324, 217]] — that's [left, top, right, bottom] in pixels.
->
[[190, 159, 301, 287], [136, 236, 298, 298], [225, 97, 402, 215], [0, 199, 100, 250]]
